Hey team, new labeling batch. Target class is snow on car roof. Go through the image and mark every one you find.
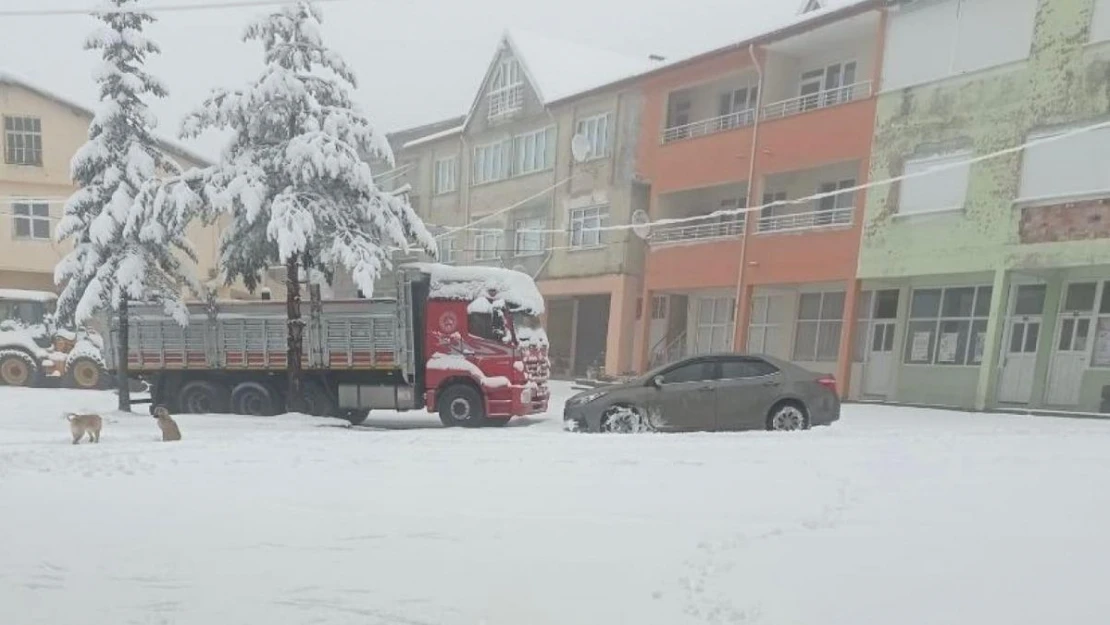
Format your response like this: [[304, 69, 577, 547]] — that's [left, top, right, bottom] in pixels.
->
[[404, 263, 545, 314], [0, 289, 58, 302]]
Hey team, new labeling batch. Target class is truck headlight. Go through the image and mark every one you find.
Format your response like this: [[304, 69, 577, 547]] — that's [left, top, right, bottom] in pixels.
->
[[520, 387, 532, 403]]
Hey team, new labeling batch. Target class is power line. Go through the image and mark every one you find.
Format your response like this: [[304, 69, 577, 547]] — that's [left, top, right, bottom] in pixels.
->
[[0, 0, 358, 17]]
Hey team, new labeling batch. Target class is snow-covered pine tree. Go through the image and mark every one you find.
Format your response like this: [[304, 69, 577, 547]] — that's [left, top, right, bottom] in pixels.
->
[[55, 0, 197, 411], [180, 1, 435, 413]]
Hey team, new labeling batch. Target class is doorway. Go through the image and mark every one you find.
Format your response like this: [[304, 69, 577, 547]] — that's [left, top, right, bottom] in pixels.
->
[[997, 283, 1046, 404], [862, 289, 899, 397], [1045, 282, 1099, 406]]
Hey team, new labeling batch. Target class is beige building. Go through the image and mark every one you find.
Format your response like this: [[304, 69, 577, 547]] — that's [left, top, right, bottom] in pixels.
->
[[386, 31, 657, 378], [0, 73, 236, 298]]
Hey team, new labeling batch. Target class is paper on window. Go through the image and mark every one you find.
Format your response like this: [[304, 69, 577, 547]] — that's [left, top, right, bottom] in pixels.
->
[[937, 332, 959, 363], [1094, 318, 1110, 367], [973, 332, 986, 363], [911, 331, 931, 362]]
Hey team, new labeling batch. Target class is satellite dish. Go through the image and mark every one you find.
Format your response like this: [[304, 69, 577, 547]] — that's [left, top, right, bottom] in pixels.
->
[[570, 133, 591, 163], [631, 209, 651, 240]]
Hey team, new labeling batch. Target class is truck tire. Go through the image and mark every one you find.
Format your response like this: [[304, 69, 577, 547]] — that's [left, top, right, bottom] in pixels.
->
[[437, 384, 485, 428], [231, 382, 279, 417], [0, 350, 38, 387], [64, 357, 105, 390], [178, 380, 231, 414], [297, 381, 336, 418], [343, 409, 371, 426]]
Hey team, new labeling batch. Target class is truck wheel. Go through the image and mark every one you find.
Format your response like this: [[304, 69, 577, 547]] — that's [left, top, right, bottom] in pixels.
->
[[65, 357, 105, 390], [231, 382, 279, 417], [298, 381, 336, 417], [0, 350, 37, 387], [343, 409, 370, 426], [178, 380, 230, 414], [437, 385, 485, 428]]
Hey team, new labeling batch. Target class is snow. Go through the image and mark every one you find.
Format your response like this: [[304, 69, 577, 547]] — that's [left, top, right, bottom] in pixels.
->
[[0, 328, 49, 358], [401, 124, 463, 149], [0, 289, 58, 303], [504, 29, 658, 104], [408, 262, 545, 314], [515, 325, 549, 348], [3, 384, 1110, 624], [426, 352, 511, 389]]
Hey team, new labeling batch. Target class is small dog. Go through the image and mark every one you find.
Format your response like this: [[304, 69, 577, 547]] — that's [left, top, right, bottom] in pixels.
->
[[152, 405, 182, 442], [66, 413, 102, 445]]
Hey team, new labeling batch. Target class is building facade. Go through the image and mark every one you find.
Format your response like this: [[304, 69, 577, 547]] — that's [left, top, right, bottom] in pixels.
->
[[0, 74, 227, 297], [857, 0, 1110, 413], [387, 31, 654, 378], [633, 1, 885, 394]]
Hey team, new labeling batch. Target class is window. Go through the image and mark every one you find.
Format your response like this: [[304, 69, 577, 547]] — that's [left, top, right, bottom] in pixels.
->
[[1094, 0, 1110, 43], [468, 312, 505, 342], [882, 0, 1038, 91], [513, 127, 554, 176], [651, 295, 668, 320], [694, 296, 735, 355], [4, 116, 42, 166], [569, 205, 609, 248], [12, 202, 50, 240], [488, 59, 523, 119], [1095, 281, 1110, 367], [748, 294, 787, 356], [442, 237, 459, 264], [472, 140, 511, 185], [793, 291, 845, 362], [575, 113, 611, 160], [903, 285, 993, 366], [661, 360, 713, 384], [433, 156, 457, 195], [816, 179, 855, 224], [719, 358, 778, 380], [718, 86, 758, 125], [761, 191, 786, 221], [474, 230, 501, 261], [1019, 126, 1110, 202], [513, 217, 546, 256], [899, 150, 973, 215], [799, 61, 856, 110]]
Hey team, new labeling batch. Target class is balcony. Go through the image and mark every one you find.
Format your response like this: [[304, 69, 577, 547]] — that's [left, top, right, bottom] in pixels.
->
[[650, 182, 748, 246], [488, 85, 524, 121], [757, 161, 859, 235], [662, 109, 755, 144], [758, 204, 852, 233], [651, 214, 746, 246], [761, 80, 872, 121]]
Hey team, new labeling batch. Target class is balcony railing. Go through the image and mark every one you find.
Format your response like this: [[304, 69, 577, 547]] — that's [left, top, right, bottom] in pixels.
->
[[757, 205, 853, 234], [761, 81, 873, 121], [488, 85, 524, 120], [661, 109, 756, 144], [650, 214, 746, 246]]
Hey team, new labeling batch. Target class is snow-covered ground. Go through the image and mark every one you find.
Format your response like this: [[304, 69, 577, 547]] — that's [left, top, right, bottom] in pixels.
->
[[3, 383, 1110, 625]]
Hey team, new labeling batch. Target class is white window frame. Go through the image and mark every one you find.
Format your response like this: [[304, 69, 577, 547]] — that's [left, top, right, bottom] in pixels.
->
[[1095, 281, 1110, 367], [568, 205, 609, 249], [651, 295, 668, 320], [899, 149, 973, 216], [474, 229, 502, 261], [513, 217, 546, 257], [12, 201, 51, 240], [488, 59, 524, 120], [793, 291, 846, 362], [575, 113, 612, 160], [442, 236, 460, 264], [904, 285, 993, 366], [433, 156, 457, 195], [512, 126, 555, 176], [4, 116, 43, 166], [472, 139, 511, 185], [694, 296, 736, 355], [799, 61, 857, 110], [747, 294, 784, 355]]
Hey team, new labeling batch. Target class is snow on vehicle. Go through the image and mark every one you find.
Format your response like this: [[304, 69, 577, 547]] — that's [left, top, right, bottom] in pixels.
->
[[0, 289, 107, 389], [95, 264, 551, 426]]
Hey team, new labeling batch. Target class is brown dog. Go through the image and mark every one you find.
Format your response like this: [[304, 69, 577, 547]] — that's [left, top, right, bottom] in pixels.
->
[[66, 413, 102, 445], [152, 406, 182, 442]]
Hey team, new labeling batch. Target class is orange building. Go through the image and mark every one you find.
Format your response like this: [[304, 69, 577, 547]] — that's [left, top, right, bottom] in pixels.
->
[[633, 0, 885, 395]]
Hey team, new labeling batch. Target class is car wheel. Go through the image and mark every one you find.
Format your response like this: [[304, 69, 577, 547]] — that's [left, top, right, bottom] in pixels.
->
[[231, 382, 279, 417], [0, 350, 37, 387], [437, 385, 485, 428], [178, 380, 231, 414], [65, 357, 105, 390], [767, 401, 808, 431], [600, 405, 652, 433]]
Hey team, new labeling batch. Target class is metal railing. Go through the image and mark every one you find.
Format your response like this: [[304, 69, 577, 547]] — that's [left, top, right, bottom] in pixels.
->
[[761, 81, 873, 121], [649, 331, 687, 369], [661, 108, 756, 144], [488, 85, 524, 120], [757, 205, 853, 234], [650, 214, 746, 246]]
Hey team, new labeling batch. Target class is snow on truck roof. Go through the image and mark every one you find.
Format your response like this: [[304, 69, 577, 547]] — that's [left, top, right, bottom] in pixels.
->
[[405, 263, 545, 314], [0, 289, 58, 302]]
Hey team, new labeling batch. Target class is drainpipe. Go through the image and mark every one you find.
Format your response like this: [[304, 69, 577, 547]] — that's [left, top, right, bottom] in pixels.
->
[[731, 42, 764, 351], [460, 133, 472, 261], [532, 107, 561, 281]]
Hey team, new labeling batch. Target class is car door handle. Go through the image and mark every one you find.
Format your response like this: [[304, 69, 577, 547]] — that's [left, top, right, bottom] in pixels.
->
[[761, 380, 779, 387], [695, 384, 714, 392]]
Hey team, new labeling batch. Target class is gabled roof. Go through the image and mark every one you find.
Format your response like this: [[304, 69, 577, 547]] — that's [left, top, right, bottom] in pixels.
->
[[460, 28, 658, 131], [0, 70, 212, 167], [800, 0, 826, 13]]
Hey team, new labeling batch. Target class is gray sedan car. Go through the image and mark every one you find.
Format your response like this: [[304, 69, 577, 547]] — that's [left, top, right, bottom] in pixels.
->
[[563, 354, 840, 433]]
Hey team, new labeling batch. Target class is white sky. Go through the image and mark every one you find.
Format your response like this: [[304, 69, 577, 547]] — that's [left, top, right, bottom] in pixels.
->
[[1, 0, 813, 160]]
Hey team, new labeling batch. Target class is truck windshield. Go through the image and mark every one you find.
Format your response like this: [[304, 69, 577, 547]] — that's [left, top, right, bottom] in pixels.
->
[[511, 311, 541, 331]]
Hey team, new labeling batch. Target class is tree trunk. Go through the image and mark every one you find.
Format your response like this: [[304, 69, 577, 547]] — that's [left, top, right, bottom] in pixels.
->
[[117, 297, 132, 412], [285, 254, 306, 413]]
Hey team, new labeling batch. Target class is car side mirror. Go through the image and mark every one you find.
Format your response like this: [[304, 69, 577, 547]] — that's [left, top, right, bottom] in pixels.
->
[[651, 375, 664, 388]]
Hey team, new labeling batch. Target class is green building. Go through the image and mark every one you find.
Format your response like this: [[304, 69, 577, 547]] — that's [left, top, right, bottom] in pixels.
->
[[855, 0, 1110, 413]]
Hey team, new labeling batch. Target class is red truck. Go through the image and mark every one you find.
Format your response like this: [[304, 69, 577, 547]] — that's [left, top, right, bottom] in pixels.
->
[[96, 264, 551, 426]]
